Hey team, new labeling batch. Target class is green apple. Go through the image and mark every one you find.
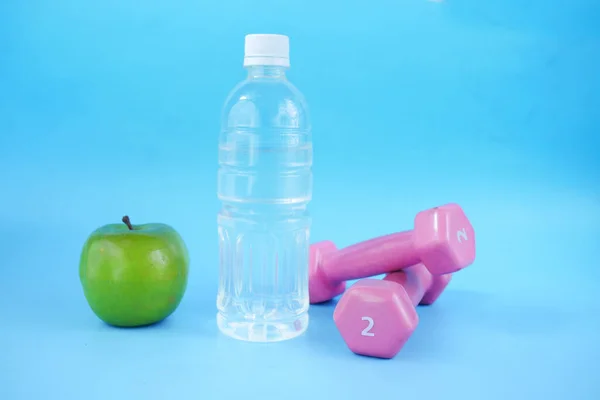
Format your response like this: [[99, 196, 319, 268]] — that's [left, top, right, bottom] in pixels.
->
[[79, 216, 189, 327]]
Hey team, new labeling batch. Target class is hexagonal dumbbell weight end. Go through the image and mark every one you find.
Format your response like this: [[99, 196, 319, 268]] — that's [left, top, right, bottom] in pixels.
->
[[309, 241, 346, 304], [413, 203, 476, 275], [333, 279, 418, 359]]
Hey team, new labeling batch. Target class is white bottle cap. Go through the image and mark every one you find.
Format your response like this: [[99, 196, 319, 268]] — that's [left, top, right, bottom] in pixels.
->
[[243, 34, 290, 68]]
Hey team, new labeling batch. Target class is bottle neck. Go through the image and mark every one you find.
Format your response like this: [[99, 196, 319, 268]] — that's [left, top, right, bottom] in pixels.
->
[[246, 65, 287, 80]]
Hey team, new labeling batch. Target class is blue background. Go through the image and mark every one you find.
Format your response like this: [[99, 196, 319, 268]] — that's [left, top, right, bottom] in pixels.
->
[[1, 0, 599, 399]]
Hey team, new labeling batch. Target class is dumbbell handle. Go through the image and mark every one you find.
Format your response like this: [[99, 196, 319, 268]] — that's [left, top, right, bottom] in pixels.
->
[[321, 230, 419, 282], [382, 264, 432, 307]]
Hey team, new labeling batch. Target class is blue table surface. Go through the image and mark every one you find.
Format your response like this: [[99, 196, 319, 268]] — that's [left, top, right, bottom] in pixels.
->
[[2, 1, 599, 399]]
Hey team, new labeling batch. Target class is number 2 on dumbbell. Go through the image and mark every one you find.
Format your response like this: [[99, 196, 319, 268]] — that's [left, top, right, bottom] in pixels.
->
[[360, 316, 375, 337], [457, 227, 468, 243]]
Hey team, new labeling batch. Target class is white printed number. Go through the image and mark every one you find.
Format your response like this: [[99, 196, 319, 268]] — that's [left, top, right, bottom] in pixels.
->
[[361, 316, 375, 337], [457, 228, 468, 244]]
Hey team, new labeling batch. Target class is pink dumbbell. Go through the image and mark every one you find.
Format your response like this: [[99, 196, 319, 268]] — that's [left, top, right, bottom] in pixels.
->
[[309, 203, 475, 304], [333, 263, 451, 359]]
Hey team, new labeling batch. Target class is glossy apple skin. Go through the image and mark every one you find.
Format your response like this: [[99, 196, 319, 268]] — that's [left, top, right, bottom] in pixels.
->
[[79, 222, 189, 327]]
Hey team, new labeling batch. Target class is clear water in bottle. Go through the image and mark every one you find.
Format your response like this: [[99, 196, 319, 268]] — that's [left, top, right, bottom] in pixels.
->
[[217, 34, 312, 342]]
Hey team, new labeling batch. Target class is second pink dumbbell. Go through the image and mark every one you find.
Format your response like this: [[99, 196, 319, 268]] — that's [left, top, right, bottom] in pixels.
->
[[333, 263, 452, 359], [309, 203, 475, 304]]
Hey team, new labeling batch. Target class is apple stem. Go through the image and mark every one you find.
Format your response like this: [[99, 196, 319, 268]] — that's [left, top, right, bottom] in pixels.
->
[[122, 216, 134, 230]]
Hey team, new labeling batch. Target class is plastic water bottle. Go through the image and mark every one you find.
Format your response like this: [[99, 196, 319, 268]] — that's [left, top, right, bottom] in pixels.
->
[[217, 34, 312, 342]]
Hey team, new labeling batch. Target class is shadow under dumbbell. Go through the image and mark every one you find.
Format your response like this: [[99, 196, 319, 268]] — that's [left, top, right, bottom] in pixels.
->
[[304, 298, 350, 354], [396, 287, 577, 362], [305, 284, 575, 362], [440, 289, 575, 335], [304, 281, 579, 362], [395, 302, 461, 362], [305, 296, 458, 362]]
